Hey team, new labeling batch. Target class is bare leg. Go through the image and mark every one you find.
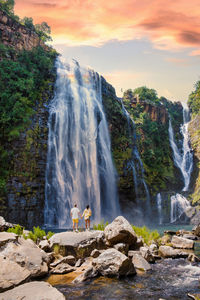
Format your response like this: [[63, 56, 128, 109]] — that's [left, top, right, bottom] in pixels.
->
[[88, 219, 90, 230], [85, 220, 87, 230], [72, 220, 75, 231], [76, 221, 78, 231]]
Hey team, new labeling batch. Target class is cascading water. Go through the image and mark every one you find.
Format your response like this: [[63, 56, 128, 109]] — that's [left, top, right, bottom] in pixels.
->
[[168, 105, 193, 191], [156, 193, 162, 225], [168, 104, 193, 223], [44, 58, 119, 228], [120, 100, 151, 211], [170, 193, 191, 223]]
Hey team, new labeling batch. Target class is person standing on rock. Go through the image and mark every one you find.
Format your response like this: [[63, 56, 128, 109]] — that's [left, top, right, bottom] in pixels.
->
[[82, 205, 92, 231], [70, 204, 82, 232]]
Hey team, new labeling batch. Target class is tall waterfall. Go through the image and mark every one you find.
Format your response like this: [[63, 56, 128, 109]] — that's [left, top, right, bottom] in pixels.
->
[[168, 105, 193, 191], [44, 59, 119, 227], [170, 193, 191, 223], [120, 100, 151, 211]]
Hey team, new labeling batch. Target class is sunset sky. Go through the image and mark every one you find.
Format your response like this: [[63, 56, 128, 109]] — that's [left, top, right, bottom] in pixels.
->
[[15, 0, 200, 101]]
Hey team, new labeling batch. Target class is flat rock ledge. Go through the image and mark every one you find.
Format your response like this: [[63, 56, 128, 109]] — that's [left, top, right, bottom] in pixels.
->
[[0, 281, 65, 300]]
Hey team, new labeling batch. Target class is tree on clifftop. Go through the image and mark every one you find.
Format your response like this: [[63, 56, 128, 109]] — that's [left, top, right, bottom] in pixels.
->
[[0, 0, 15, 14]]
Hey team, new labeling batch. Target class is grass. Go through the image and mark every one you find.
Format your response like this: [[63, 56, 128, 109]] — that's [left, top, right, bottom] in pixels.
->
[[132, 225, 160, 245], [93, 220, 109, 231]]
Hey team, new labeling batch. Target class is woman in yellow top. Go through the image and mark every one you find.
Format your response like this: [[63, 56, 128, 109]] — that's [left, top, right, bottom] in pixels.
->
[[82, 205, 92, 231]]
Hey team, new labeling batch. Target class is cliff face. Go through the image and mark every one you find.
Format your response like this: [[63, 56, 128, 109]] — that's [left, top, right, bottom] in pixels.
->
[[188, 114, 200, 205], [129, 96, 168, 124], [0, 10, 45, 51]]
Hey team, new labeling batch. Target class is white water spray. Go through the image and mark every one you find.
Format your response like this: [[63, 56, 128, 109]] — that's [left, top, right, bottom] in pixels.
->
[[170, 193, 191, 223], [156, 193, 162, 225], [44, 59, 119, 227]]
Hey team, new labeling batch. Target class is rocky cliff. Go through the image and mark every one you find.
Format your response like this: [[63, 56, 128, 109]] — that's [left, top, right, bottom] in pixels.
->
[[0, 9, 45, 51]]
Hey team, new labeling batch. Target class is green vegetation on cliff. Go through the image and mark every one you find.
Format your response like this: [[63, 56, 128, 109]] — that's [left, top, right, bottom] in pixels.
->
[[0, 3, 57, 221], [188, 81, 200, 115], [123, 87, 183, 192]]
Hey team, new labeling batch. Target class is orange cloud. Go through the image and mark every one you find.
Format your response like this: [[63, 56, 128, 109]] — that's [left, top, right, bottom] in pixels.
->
[[14, 0, 200, 53]]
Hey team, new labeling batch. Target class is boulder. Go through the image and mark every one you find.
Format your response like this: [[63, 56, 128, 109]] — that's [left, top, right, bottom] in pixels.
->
[[140, 246, 155, 263], [51, 263, 75, 274], [50, 255, 76, 268], [160, 234, 171, 245], [149, 244, 158, 253], [0, 255, 30, 292], [131, 254, 151, 271], [159, 246, 188, 258], [182, 234, 197, 240], [188, 293, 200, 300], [104, 216, 137, 246], [92, 248, 135, 277], [0, 236, 49, 278], [193, 224, 200, 237], [114, 243, 129, 255], [73, 266, 98, 283], [128, 250, 141, 258], [75, 258, 84, 267], [171, 236, 194, 249], [0, 281, 65, 300], [0, 232, 17, 247], [49, 231, 106, 258]]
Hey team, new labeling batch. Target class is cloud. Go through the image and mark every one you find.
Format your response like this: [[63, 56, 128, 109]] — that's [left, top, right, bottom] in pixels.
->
[[165, 57, 190, 66], [14, 0, 200, 52]]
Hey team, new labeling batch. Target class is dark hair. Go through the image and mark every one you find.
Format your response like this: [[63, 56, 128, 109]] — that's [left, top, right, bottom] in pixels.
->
[[74, 204, 77, 207], [86, 205, 89, 209]]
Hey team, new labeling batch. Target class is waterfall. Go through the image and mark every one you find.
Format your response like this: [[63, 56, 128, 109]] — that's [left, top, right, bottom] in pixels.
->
[[156, 193, 162, 225], [168, 105, 193, 191], [44, 58, 119, 228], [120, 100, 151, 210], [170, 193, 191, 223]]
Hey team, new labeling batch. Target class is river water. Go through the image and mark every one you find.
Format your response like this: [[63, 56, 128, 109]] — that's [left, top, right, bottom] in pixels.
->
[[54, 258, 200, 300]]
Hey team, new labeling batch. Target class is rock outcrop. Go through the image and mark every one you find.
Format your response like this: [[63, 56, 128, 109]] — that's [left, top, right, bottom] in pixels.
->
[[0, 10, 45, 51]]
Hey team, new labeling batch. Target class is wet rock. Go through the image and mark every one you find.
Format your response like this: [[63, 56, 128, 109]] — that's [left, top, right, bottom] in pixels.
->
[[104, 216, 137, 246], [114, 243, 129, 255], [188, 253, 200, 263], [73, 266, 98, 283], [171, 236, 194, 249], [0, 232, 17, 247], [140, 246, 155, 263], [0, 281, 65, 300], [159, 246, 188, 258], [132, 253, 151, 271], [49, 231, 106, 258], [92, 248, 136, 277], [128, 250, 141, 258], [194, 224, 200, 237], [51, 263, 75, 274], [91, 249, 102, 258]]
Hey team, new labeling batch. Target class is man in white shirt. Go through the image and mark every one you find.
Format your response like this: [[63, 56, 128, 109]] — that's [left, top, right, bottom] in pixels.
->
[[70, 204, 82, 232]]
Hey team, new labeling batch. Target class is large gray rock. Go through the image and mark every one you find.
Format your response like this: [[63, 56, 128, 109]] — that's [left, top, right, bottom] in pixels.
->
[[0, 255, 30, 292], [114, 243, 129, 255], [0, 232, 17, 247], [50, 255, 76, 268], [104, 216, 137, 246], [171, 236, 194, 249], [0, 237, 49, 278], [140, 246, 155, 263], [92, 248, 135, 277], [0, 281, 65, 300], [159, 246, 188, 258], [73, 266, 98, 283], [132, 253, 151, 271], [49, 231, 106, 258], [51, 263, 75, 274], [39, 239, 51, 252]]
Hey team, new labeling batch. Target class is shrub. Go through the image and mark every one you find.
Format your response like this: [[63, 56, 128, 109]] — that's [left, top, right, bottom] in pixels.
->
[[46, 231, 54, 240], [93, 220, 109, 231], [7, 224, 24, 235], [132, 225, 160, 245]]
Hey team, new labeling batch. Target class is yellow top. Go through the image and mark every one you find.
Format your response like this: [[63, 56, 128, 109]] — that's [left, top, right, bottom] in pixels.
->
[[82, 208, 92, 220]]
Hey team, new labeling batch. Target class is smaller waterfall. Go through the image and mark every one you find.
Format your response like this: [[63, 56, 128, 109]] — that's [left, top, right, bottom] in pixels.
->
[[156, 193, 162, 225], [168, 105, 193, 191], [170, 193, 191, 223]]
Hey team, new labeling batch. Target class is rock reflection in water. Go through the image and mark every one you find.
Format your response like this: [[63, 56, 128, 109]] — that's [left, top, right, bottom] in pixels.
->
[[55, 259, 200, 300]]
